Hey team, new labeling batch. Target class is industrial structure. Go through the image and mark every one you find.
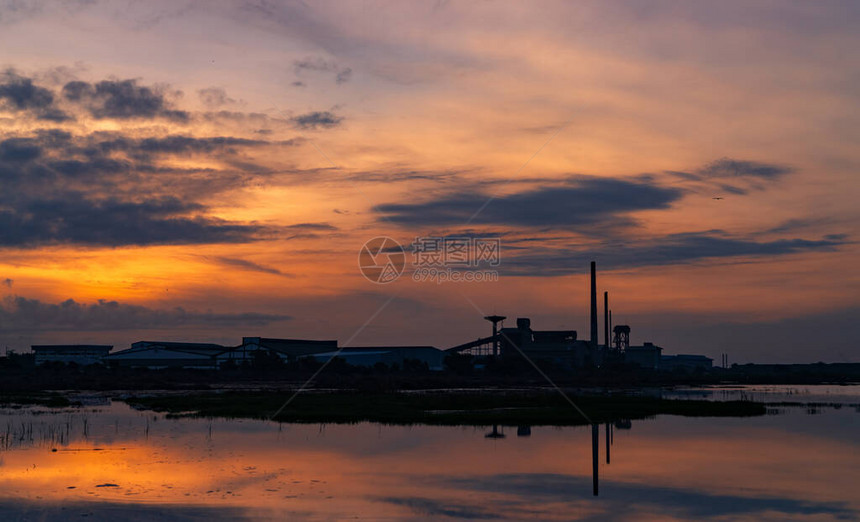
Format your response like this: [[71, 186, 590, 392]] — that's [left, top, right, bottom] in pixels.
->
[[101, 337, 443, 370], [306, 346, 444, 371], [104, 337, 339, 369], [105, 341, 233, 369], [445, 261, 707, 371], [27, 261, 712, 373], [660, 354, 713, 371]]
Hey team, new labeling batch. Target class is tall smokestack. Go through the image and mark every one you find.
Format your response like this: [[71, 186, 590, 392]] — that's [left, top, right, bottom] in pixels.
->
[[609, 310, 613, 350], [604, 291, 609, 350], [590, 261, 598, 348]]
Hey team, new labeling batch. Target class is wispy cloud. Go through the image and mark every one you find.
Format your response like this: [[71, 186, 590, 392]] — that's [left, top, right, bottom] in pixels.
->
[[62, 78, 188, 121], [0, 69, 70, 121], [0, 295, 290, 331], [291, 110, 343, 129], [197, 86, 238, 108], [293, 56, 352, 85], [206, 256, 291, 277], [373, 176, 682, 232], [502, 232, 847, 276]]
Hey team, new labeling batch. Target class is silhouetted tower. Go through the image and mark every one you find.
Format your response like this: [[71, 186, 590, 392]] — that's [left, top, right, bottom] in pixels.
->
[[604, 291, 609, 350], [484, 315, 506, 356], [613, 324, 630, 352], [590, 261, 598, 348]]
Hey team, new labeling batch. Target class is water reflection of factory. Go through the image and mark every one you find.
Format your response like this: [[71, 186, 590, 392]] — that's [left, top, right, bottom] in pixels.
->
[[486, 419, 633, 497]]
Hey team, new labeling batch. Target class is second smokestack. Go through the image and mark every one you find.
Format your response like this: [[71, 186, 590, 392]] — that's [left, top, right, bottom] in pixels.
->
[[590, 261, 598, 348], [604, 291, 609, 351]]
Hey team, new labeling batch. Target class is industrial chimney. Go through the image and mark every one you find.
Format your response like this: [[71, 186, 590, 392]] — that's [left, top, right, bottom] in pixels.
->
[[590, 261, 598, 348], [604, 291, 609, 351]]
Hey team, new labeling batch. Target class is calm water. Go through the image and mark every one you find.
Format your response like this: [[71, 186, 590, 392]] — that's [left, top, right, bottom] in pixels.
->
[[1, 386, 858, 521]]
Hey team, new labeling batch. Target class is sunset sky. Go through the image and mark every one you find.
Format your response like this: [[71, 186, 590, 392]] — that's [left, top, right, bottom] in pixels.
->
[[0, 1, 857, 362]]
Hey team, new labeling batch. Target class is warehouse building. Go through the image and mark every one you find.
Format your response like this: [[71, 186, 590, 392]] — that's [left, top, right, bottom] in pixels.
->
[[104, 337, 339, 369], [305, 346, 444, 370], [31, 345, 113, 366], [661, 354, 713, 371], [104, 341, 228, 369]]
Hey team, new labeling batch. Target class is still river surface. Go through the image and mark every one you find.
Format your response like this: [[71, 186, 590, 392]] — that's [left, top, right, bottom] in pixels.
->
[[1, 385, 858, 521]]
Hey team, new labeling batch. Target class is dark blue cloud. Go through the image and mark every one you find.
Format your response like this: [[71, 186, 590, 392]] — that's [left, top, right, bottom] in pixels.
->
[[502, 232, 846, 276], [291, 110, 343, 129], [0, 71, 52, 109], [197, 86, 237, 108], [0, 196, 276, 247], [93, 134, 270, 161], [207, 256, 291, 277], [0, 131, 286, 247], [373, 177, 683, 231], [671, 158, 793, 183], [0, 295, 290, 331], [293, 57, 352, 84], [0, 70, 71, 121], [700, 157, 792, 179], [0, 138, 42, 162], [62, 79, 189, 121], [284, 222, 338, 231]]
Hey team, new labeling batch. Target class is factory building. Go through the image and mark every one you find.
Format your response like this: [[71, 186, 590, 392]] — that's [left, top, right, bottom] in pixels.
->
[[447, 316, 592, 368], [31, 261, 714, 376], [446, 261, 715, 373], [237, 337, 337, 363], [305, 346, 444, 370], [105, 337, 338, 369], [31, 345, 112, 366], [661, 354, 713, 371], [105, 341, 229, 369], [624, 342, 663, 370], [445, 261, 604, 368], [499, 318, 592, 368]]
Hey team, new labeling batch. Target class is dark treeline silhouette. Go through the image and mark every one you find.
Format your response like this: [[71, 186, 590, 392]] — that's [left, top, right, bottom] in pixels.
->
[[1, 351, 859, 392]]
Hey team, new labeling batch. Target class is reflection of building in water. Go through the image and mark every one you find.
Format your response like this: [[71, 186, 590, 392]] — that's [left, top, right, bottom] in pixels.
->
[[485, 425, 505, 438], [499, 422, 623, 497], [592, 424, 599, 496], [614, 419, 632, 430]]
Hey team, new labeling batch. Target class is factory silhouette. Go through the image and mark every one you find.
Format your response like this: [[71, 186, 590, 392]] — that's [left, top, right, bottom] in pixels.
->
[[446, 261, 710, 371], [25, 262, 716, 374]]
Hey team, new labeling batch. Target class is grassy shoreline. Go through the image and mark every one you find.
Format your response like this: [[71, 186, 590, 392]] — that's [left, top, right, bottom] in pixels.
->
[[121, 390, 767, 426], [0, 392, 71, 408]]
